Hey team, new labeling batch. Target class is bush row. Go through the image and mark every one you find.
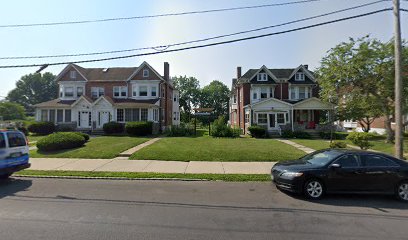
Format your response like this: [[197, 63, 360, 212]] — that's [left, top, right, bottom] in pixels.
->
[[319, 131, 349, 140], [210, 116, 240, 138], [165, 124, 195, 137], [281, 130, 311, 139], [37, 132, 89, 152]]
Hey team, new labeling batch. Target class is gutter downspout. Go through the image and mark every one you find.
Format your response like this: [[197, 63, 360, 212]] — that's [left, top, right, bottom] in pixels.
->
[[291, 106, 294, 132]]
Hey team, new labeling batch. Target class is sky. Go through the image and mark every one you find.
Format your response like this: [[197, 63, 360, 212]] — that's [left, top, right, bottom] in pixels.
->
[[0, 0, 407, 98]]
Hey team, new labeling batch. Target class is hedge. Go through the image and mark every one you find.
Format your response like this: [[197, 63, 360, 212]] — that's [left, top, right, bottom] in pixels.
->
[[74, 132, 90, 142], [125, 121, 153, 136], [281, 130, 311, 139], [319, 131, 348, 140], [248, 125, 266, 138], [103, 122, 124, 134], [28, 122, 55, 135], [36, 132, 86, 151]]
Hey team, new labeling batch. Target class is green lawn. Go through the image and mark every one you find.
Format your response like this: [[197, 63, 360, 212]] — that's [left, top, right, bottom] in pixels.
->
[[130, 136, 305, 162], [27, 135, 46, 143], [290, 139, 331, 150], [30, 136, 150, 159]]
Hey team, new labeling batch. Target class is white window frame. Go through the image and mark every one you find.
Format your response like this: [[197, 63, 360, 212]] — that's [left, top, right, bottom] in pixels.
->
[[113, 86, 127, 98], [76, 87, 83, 97], [295, 72, 305, 81], [139, 86, 148, 97], [299, 86, 306, 99], [91, 87, 105, 98], [151, 86, 157, 97], [260, 87, 268, 99], [143, 69, 149, 77], [257, 73, 267, 81], [70, 71, 77, 79], [257, 113, 267, 125], [64, 87, 74, 97]]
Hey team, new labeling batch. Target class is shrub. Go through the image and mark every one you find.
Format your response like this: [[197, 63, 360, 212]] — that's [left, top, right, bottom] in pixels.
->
[[281, 130, 294, 138], [281, 130, 311, 139], [165, 124, 195, 137], [74, 132, 90, 142], [56, 124, 74, 132], [210, 116, 240, 138], [125, 121, 153, 136], [28, 122, 55, 135], [347, 132, 372, 150], [17, 127, 29, 136], [319, 131, 348, 140], [248, 125, 266, 138], [330, 141, 347, 148], [103, 122, 124, 134], [37, 132, 86, 151]]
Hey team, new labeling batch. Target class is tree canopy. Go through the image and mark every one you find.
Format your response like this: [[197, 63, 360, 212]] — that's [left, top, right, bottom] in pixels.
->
[[199, 80, 230, 117], [0, 102, 26, 120], [173, 76, 201, 121], [7, 72, 58, 113], [316, 36, 408, 141]]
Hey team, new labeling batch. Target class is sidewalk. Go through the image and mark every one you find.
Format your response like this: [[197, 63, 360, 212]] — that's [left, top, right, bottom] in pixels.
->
[[27, 158, 276, 174]]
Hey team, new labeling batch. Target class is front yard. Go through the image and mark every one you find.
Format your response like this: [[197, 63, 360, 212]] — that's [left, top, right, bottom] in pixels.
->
[[30, 136, 150, 159], [130, 136, 305, 162]]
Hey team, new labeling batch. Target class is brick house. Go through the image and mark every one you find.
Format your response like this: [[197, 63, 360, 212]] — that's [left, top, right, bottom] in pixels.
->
[[34, 61, 180, 132], [229, 64, 333, 134]]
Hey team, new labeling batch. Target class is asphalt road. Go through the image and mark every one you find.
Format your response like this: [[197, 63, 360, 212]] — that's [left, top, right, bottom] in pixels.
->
[[0, 177, 407, 240]]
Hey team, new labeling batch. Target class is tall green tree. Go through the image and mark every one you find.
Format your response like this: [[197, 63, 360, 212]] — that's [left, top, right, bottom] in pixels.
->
[[0, 102, 26, 120], [199, 80, 230, 118], [173, 76, 201, 121], [7, 72, 58, 113], [316, 36, 408, 142]]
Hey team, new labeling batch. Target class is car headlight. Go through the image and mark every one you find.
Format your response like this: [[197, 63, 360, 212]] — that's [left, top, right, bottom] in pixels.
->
[[281, 172, 304, 178]]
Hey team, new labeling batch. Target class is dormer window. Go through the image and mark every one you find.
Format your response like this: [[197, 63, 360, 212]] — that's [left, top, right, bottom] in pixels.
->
[[143, 69, 149, 77], [257, 73, 267, 81], [70, 71, 77, 79], [295, 72, 305, 81]]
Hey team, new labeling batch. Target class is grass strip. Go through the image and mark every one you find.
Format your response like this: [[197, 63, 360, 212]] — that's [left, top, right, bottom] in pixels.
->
[[17, 170, 271, 182]]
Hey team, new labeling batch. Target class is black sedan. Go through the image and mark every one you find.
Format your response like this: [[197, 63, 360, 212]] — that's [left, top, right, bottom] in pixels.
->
[[271, 149, 408, 201]]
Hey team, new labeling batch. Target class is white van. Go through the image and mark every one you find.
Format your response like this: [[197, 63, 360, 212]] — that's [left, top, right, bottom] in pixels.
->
[[0, 130, 31, 179]]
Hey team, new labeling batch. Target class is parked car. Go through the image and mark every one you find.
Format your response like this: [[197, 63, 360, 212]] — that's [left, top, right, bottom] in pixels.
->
[[271, 149, 408, 201], [0, 129, 31, 179]]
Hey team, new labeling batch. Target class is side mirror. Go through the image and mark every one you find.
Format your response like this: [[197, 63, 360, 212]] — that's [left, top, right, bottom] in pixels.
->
[[330, 163, 341, 169]]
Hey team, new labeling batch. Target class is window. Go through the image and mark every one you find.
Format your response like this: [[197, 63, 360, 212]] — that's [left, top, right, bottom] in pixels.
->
[[59, 87, 63, 98], [153, 109, 159, 122], [65, 87, 74, 97], [253, 92, 257, 100], [269, 87, 274, 98], [117, 109, 124, 122], [233, 95, 237, 104], [49, 110, 55, 123], [70, 71, 76, 79], [361, 155, 399, 167], [77, 87, 83, 97], [290, 87, 296, 99], [41, 110, 48, 121], [295, 72, 305, 81], [143, 69, 149, 77], [299, 87, 306, 99], [245, 113, 250, 123], [173, 112, 177, 121], [258, 113, 267, 124], [91, 87, 104, 98], [0, 134, 5, 149], [257, 73, 267, 81], [260, 87, 268, 99], [113, 86, 127, 98], [139, 86, 148, 96], [141, 108, 148, 121], [333, 155, 359, 168], [7, 132, 26, 147], [277, 113, 285, 124], [151, 86, 157, 97], [57, 110, 63, 123], [64, 110, 71, 122]]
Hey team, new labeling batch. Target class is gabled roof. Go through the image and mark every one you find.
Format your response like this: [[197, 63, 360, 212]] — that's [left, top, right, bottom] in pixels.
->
[[287, 65, 315, 84], [33, 99, 75, 108], [237, 65, 316, 84], [55, 64, 89, 82], [127, 61, 165, 81], [71, 95, 93, 107]]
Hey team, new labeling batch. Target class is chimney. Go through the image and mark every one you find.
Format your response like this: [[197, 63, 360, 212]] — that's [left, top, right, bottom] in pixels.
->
[[164, 62, 170, 81], [304, 64, 309, 69], [237, 66, 242, 79]]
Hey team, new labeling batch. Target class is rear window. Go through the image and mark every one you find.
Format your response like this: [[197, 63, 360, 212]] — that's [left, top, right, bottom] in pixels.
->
[[6, 132, 27, 148], [0, 133, 5, 149]]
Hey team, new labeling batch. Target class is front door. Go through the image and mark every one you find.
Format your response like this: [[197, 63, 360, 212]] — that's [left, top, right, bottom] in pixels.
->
[[268, 114, 276, 129], [98, 111, 110, 128], [78, 111, 90, 128]]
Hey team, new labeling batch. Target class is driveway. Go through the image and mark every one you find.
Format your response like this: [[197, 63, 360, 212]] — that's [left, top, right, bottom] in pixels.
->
[[0, 178, 407, 240]]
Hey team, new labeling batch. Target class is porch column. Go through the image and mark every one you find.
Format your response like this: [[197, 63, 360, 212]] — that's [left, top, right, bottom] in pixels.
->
[[291, 107, 294, 131]]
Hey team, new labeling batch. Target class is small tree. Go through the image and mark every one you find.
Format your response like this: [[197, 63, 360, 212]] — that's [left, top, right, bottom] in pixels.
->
[[0, 102, 26, 120]]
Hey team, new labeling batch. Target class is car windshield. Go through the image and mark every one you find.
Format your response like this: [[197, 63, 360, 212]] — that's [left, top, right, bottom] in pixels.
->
[[299, 150, 343, 166]]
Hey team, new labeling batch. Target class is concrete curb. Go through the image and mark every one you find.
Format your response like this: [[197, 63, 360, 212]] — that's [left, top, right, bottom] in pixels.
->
[[14, 174, 210, 181]]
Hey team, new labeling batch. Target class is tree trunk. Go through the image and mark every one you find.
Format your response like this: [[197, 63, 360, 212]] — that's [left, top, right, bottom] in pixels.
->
[[384, 115, 394, 143]]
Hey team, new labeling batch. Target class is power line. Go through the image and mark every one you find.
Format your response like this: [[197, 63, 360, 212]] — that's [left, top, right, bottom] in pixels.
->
[[0, 0, 388, 60], [0, 0, 322, 29], [0, 8, 393, 69]]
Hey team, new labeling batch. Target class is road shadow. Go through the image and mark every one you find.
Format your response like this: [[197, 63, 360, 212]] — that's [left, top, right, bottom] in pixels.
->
[[277, 187, 408, 210], [0, 177, 32, 199]]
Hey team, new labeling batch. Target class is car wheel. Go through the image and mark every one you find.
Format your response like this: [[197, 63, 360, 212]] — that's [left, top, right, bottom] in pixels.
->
[[0, 174, 11, 180], [304, 179, 324, 199], [396, 181, 408, 202]]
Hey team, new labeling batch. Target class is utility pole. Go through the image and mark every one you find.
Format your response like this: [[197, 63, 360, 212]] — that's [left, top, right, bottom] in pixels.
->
[[393, 0, 403, 159]]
